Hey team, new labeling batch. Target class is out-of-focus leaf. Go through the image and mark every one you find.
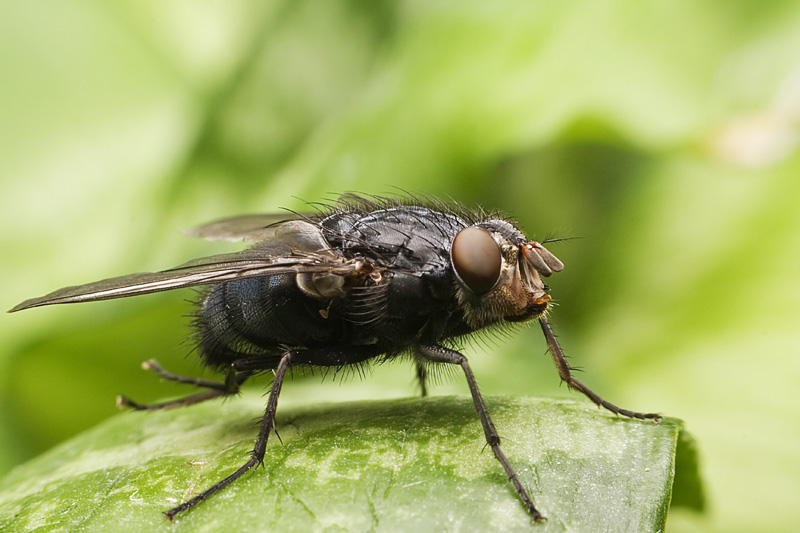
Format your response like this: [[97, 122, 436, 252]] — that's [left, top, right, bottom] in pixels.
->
[[0, 395, 686, 532]]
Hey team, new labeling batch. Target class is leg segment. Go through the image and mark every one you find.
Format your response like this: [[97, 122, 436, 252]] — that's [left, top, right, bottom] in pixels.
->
[[163, 349, 293, 520], [117, 359, 252, 411], [539, 317, 660, 421], [163, 344, 384, 520], [415, 361, 428, 397], [140, 359, 231, 390], [417, 344, 544, 523]]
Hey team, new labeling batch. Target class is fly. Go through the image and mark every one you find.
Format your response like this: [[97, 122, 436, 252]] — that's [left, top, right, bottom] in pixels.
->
[[10, 194, 660, 522]]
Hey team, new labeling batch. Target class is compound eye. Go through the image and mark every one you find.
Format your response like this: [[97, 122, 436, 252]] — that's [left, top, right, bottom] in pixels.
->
[[452, 227, 502, 294]]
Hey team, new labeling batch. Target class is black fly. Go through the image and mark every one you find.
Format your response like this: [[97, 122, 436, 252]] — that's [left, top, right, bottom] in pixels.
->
[[10, 194, 660, 522]]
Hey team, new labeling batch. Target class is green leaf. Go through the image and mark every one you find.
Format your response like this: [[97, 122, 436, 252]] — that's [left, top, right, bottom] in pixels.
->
[[0, 395, 688, 532]]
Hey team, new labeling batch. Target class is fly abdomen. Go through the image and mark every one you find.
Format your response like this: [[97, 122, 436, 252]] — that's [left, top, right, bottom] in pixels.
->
[[197, 274, 346, 368]]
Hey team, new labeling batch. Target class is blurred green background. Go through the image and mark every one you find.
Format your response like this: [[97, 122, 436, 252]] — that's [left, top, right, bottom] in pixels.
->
[[2, 1, 799, 531]]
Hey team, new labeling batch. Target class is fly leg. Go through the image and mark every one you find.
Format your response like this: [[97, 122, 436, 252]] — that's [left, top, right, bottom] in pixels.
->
[[163, 349, 293, 521], [164, 344, 383, 521], [539, 317, 661, 421], [415, 362, 428, 397], [117, 359, 252, 411], [417, 344, 544, 523]]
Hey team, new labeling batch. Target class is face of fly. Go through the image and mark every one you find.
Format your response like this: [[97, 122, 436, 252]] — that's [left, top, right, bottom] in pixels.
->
[[450, 218, 564, 330]]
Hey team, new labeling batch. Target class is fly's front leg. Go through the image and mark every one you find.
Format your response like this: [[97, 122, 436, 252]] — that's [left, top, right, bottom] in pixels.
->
[[117, 359, 252, 411], [417, 344, 544, 523], [539, 318, 661, 421]]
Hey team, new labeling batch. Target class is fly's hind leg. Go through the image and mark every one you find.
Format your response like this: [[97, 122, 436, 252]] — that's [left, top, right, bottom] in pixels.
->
[[117, 359, 253, 411], [164, 344, 383, 521]]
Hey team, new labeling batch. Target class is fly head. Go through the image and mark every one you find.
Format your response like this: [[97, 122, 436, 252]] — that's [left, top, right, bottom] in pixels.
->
[[450, 218, 564, 330]]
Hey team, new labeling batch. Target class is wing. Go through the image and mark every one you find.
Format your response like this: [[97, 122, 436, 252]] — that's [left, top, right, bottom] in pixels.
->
[[184, 213, 304, 242], [10, 220, 358, 312]]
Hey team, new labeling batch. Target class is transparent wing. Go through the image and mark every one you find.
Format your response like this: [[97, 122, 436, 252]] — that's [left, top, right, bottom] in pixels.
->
[[11, 220, 357, 312], [184, 213, 305, 242]]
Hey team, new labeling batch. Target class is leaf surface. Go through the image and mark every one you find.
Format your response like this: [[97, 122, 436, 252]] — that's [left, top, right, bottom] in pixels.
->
[[0, 395, 687, 532]]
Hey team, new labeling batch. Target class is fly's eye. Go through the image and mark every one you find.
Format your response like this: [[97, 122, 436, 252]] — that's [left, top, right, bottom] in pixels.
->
[[452, 227, 502, 294]]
